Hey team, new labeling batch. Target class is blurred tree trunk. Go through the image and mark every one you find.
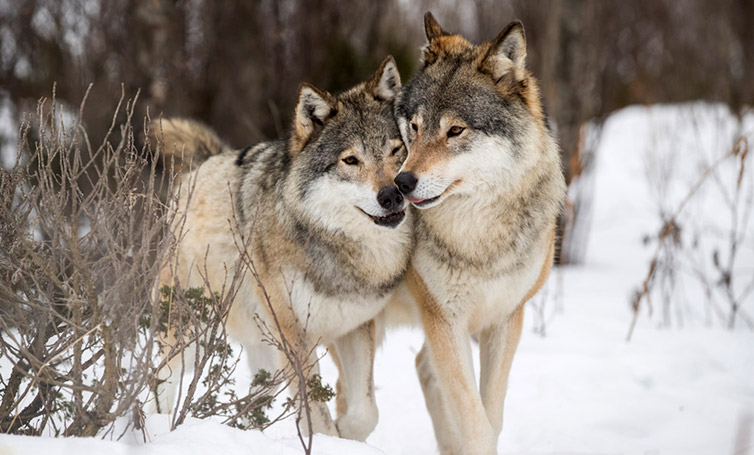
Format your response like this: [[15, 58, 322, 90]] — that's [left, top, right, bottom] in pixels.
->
[[539, 0, 605, 264]]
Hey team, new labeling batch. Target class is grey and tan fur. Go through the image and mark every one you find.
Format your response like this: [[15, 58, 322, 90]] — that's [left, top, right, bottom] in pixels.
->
[[153, 56, 412, 441], [384, 13, 567, 454], [153, 117, 228, 173]]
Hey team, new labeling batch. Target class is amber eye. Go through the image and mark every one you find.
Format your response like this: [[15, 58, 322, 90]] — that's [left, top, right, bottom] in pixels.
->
[[411, 122, 418, 132], [391, 145, 402, 156], [447, 126, 465, 137], [342, 156, 359, 165]]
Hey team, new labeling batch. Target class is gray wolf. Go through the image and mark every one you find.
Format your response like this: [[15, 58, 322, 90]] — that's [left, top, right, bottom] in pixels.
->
[[152, 56, 411, 441], [389, 13, 567, 454]]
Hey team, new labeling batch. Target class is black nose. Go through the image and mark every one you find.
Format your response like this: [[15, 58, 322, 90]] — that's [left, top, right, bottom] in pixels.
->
[[394, 172, 417, 195], [377, 186, 404, 211]]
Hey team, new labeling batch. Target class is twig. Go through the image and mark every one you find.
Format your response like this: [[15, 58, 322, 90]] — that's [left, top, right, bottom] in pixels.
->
[[628, 137, 748, 340]]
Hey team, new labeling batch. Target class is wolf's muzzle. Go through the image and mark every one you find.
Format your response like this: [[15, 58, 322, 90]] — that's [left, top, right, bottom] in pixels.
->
[[394, 172, 418, 195], [377, 186, 404, 212], [370, 210, 405, 228]]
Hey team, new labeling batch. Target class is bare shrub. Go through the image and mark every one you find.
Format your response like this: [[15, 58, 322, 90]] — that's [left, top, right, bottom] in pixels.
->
[[0, 85, 174, 436], [149, 283, 290, 432], [0, 87, 301, 439], [629, 111, 754, 340]]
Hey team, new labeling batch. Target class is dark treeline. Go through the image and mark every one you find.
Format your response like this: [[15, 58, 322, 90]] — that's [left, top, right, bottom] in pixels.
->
[[2, 0, 753, 261]]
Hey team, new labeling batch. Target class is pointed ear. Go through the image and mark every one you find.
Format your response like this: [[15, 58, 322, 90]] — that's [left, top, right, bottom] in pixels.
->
[[293, 83, 337, 143], [480, 21, 527, 83], [424, 12, 448, 42], [370, 55, 402, 101]]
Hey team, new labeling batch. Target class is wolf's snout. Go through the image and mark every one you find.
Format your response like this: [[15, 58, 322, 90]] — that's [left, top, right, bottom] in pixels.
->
[[394, 172, 417, 195], [377, 186, 404, 212]]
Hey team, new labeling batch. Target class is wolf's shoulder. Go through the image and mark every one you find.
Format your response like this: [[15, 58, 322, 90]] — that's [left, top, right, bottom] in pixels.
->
[[235, 140, 285, 167], [235, 139, 289, 197]]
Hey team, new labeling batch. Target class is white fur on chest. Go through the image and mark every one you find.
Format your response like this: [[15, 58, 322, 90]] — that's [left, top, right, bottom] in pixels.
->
[[356, 215, 413, 285], [282, 268, 391, 342], [414, 239, 546, 334], [423, 194, 501, 258]]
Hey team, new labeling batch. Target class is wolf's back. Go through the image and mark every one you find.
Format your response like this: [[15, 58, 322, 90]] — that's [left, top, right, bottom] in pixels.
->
[[149, 118, 228, 173]]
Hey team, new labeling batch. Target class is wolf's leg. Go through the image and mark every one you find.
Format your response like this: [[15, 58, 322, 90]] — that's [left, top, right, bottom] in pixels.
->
[[415, 343, 461, 454], [271, 320, 338, 437], [283, 349, 339, 437], [253, 268, 338, 437], [244, 341, 281, 380], [479, 303, 524, 440], [407, 268, 495, 455], [331, 320, 379, 441], [424, 316, 496, 454], [329, 345, 348, 418]]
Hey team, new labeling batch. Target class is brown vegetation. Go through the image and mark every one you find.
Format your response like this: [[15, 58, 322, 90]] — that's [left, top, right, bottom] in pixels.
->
[[0, 92, 331, 448]]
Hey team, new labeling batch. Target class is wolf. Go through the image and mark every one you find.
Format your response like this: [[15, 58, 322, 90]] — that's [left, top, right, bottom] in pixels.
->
[[389, 13, 567, 454], [152, 56, 412, 441]]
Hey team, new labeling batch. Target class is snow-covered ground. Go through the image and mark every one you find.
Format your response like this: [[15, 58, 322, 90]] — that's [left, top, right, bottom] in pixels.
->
[[2, 103, 753, 454]]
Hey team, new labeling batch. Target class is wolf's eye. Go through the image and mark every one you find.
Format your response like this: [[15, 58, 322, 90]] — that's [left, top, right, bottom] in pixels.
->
[[447, 126, 465, 137], [391, 145, 402, 156], [342, 156, 359, 165], [410, 122, 418, 132]]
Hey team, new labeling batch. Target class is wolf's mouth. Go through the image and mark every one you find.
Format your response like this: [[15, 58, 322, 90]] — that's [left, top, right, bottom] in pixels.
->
[[408, 179, 462, 208], [409, 195, 440, 207], [358, 208, 406, 228]]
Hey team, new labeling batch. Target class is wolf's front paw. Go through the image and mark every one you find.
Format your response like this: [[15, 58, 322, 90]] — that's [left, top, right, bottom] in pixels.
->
[[335, 405, 378, 442], [460, 431, 497, 455], [302, 402, 339, 437]]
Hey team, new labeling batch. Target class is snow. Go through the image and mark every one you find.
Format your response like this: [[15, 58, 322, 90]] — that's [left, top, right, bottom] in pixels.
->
[[0, 415, 385, 455], [1, 103, 753, 454]]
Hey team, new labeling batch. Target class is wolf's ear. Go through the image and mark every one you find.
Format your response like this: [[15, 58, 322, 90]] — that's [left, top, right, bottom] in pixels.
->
[[422, 12, 450, 66], [480, 21, 527, 83], [424, 12, 448, 42], [293, 83, 337, 143], [370, 55, 401, 101]]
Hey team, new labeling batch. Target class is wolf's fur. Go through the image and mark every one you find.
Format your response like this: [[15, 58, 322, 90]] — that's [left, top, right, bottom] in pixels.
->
[[152, 117, 230, 173], [153, 56, 411, 441], [388, 14, 567, 454]]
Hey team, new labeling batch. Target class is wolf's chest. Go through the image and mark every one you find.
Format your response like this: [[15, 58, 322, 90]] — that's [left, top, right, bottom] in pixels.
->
[[416, 196, 543, 276], [414, 236, 546, 333], [282, 268, 391, 341]]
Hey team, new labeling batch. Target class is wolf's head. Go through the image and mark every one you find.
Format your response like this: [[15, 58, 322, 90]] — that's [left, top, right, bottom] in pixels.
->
[[394, 13, 550, 209], [285, 56, 408, 232]]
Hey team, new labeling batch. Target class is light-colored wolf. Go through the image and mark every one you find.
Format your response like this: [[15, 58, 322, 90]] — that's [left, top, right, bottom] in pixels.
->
[[389, 13, 567, 454], [153, 56, 412, 441]]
